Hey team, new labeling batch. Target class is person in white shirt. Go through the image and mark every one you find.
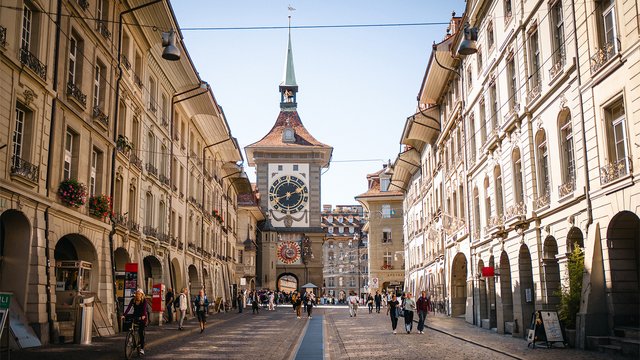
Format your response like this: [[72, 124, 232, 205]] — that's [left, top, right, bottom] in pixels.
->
[[177, 287, 188, 330], [348, 291, 359, 317]]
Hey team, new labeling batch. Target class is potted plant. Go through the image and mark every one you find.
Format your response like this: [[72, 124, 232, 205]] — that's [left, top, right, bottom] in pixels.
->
[[88, 194, 112, 219], [116, 135, 132, 155], [57, 179, 87, 208], [556, 246, 584, 348]]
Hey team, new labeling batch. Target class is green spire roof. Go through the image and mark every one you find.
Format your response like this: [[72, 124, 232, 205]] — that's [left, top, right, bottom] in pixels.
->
[[281, 29, 297, 87]]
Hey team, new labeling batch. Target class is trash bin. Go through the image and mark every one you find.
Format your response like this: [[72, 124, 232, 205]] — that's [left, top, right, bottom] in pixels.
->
[[74, 296, 94, 344]]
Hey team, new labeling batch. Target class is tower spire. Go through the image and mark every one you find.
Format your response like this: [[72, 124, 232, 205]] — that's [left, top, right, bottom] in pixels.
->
[[280, 14, 298, 110]]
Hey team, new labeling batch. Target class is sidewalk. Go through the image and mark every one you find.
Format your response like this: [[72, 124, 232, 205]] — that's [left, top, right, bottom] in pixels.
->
[[425, 313, 618, 360], [10, 310, 243, 360]]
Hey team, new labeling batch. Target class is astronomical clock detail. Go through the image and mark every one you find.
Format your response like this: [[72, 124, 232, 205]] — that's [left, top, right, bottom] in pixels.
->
[[277, 241, 301, 265], [268, 163, 310, 227]]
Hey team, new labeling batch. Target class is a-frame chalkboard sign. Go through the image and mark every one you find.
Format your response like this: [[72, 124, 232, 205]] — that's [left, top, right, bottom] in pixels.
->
[[527, 310, 566, 348]]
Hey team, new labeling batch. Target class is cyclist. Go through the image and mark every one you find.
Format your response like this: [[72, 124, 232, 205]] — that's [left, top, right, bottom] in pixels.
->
[[122, 288, 148, 355]]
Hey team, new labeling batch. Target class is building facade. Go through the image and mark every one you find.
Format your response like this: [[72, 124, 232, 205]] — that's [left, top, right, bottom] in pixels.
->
[[321, 204, 367, 301], [0, 0, 250, 346], [393, 0, 639, 349], [245, 29, 332, 293], [356, 164, 405, 296]]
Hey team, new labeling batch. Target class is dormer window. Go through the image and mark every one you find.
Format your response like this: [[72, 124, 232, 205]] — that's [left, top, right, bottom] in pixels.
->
[[380, 177, 390, 192], [283, 127, 295, 142]]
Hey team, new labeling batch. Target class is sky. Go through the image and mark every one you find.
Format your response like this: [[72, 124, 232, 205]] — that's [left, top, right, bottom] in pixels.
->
[[171, 0, 466, 207]]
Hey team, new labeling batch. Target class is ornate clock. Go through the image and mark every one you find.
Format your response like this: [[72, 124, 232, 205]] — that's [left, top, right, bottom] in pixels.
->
[[277, 241, 301, 264], [269, 175, 309, 213]]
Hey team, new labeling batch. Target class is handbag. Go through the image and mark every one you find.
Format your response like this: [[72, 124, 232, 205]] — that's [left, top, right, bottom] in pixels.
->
[[396, 307, 403, 317]]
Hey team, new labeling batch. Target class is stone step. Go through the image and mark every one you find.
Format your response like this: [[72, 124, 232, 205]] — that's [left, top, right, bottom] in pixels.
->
[[609, 337, 640, 357], [598, 344, 622, 355], [614, 327, 640, 340]]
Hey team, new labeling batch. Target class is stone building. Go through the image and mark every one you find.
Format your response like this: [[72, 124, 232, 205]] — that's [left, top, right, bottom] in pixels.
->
[[245, 28, 332, 293], [392, 0, 639, 349], [321, 204, 367, 301], [236, 184, 264, 291], [355, 164, 405, 296], [0, 0, 250, 346]]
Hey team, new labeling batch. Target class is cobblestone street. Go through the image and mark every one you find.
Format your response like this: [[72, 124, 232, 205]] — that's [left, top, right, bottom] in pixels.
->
[[9, 306, 626, 359]]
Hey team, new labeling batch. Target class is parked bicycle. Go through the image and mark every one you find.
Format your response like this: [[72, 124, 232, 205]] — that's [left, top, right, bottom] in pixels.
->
[[124, 315, 144, 359]]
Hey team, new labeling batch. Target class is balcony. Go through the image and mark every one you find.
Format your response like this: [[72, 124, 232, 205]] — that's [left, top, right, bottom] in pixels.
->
[[143, 225, 158, 239], [534, 188, 551, 210], [127, 219, 140, 234], [0, 26, 6, 47], [600, 157, 632, 185], [20, 48, 47, 80], [380, 264, 393, 270], [157, 232, 170, 245], [10, 155, 39, 183], [133, 73, 143, 89], [116, 135, 132, 157], [145, 163, 158, 177], [112, 212, 128, 229], [484, 214, 505, 235], [178, 240, 184, 250], [526, 82, 541, 104], [558, 177, 575, 198], [76, 0, 89, 11], [504, 102, 519, 127], [130, 152, 143, 170], [549, 52, 565, 80], [92, 106, 109, 128], [97, 21, 111, 39], [188, 242, 196, 252], [170, 237, 177, 247], [505, 201, 526, 222], [591, 40, 620, 74], [159, 173, 171, 187], [120, 54, 131, 70], [67, 82, 87, 107]]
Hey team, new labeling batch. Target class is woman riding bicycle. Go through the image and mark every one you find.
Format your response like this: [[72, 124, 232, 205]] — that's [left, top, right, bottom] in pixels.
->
[[122, 288, 148, 355]]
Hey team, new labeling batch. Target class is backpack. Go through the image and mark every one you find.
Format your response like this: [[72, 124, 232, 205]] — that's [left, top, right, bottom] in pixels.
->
[[174, 294, 181, 309]]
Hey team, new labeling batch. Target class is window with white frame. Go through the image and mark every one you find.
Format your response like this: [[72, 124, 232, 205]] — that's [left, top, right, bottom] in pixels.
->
[[596, 0, 619, 56], [507, 56, 518, 110], [489, 81, 498, 129], [528, 28, 541, 90], [487, 20, 495, 51], [93, 61, 106, 110], [147, 132, 156, 166], [381, 204, 391, 218], [64, 129, 77, 180], [158, 201, 166, 234], [559, 112, 575, 186], [469, 113, 476, 160], [89, 149, 97, 196], [382, 228, 392, 243], [380, 177, 390, 192], [479, 100, 487, 145], [494, 166, 504, 216], [383, 251, 392, 266], [149, 77, 157, 113], [68, 34, 79, 85], [484, 177, 491, 224], [473, 187, 481, 234], [504, 0, 512, 19], [21, 4, 33, 51], [12, 103, 33, 167], [145, 193, 153, 227], [604, 98, 629, 174], [550, 0, 565, 66], [512, 148, 524, 204], [536, 130, 550, 195]]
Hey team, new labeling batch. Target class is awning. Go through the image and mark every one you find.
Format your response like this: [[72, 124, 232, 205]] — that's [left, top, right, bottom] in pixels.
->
[[301, 283, 318, 289], [391, 147, 421, 191], [401, 105, 441, 150]]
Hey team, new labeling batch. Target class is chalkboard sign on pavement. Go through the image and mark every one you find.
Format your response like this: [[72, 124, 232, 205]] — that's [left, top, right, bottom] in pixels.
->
[[527, 310, 566, 348]]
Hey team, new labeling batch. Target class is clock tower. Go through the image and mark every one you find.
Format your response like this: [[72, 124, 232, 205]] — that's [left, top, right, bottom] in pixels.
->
[[245, 26, 332, 292]]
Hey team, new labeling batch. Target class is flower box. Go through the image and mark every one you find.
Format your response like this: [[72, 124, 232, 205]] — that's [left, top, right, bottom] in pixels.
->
[[57, 179, 87, 208]]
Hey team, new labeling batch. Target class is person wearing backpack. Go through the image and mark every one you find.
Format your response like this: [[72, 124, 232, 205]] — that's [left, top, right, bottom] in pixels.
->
[[177, 287, 188, 330]]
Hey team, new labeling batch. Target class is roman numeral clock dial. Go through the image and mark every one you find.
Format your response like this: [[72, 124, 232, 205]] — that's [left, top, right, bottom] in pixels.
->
[[269, 175, 309, 213]]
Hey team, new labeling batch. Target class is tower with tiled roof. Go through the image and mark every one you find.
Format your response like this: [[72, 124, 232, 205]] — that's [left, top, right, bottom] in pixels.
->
[[245, 22, 332, 292]]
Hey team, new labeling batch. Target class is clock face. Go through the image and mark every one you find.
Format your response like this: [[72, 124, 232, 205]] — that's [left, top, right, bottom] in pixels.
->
[[277, 241, 301, 264], [269, 175, 309, 213]]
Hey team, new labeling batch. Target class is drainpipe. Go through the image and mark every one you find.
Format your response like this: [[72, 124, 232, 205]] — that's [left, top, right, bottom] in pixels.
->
[[43, 0, 62, 343], [572, 0, 593, 349]]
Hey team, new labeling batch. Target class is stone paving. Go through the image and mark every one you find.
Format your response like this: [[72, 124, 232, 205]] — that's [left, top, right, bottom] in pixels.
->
[[8, 305, 626, 360]]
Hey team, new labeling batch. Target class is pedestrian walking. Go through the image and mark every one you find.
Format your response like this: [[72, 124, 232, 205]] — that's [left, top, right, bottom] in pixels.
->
[[367, 294, 374, 314], [122, 289, 148, 355], [306, 292, 315, 319], [294, 292, 302, 318], [177, 287, 188, 330], [301, 292, 308, 313], [268, 291, 275, 311], [416, 290, 431, 334], [386, 293, 400, 334], [348, 291, 359, 317], [251, 291, 260, 314], [403, 292, 416, 334], [237, 290, 244, 313], [193, 289, 209, 333], [165, 287, 174, 323], [374, 291, 382, 313]]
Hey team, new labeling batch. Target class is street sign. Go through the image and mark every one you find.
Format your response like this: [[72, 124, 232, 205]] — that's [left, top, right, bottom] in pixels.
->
[[0, 293, 11, 309]]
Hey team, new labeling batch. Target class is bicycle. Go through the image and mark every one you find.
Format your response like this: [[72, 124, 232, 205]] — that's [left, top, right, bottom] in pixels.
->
[[123, 316, 144, 359]]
